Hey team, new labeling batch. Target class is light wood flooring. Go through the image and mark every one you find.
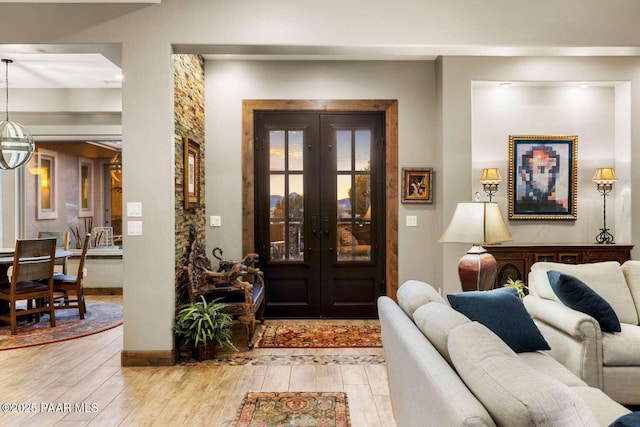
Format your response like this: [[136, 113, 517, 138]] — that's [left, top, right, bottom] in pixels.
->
[[0, 296, 397, 427]]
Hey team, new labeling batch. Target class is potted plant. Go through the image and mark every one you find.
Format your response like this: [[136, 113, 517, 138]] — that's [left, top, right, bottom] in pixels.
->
[[173, 296, 237, 360], [503, 277, 528, 299]]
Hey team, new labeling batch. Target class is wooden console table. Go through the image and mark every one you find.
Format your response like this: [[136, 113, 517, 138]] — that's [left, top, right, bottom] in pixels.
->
[[485, 244, 634, 289]]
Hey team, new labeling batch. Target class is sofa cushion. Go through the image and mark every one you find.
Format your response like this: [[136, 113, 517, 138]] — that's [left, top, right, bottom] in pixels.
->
[[447, 287, 550, 353], [413, 302, 470, 364], [448, 322, 599, 427], [569, 387, 631, 427], [397, 280, 447, 318], [602, 323, 640, 366], [518, 351, 587, 387], [622, 260, 640, 323], [529, 261, 639, 325], [547, 270, 621, 333]]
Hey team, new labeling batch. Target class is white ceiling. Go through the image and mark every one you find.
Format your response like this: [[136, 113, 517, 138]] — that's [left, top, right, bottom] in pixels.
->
[[5, 43, 640, 89], [0, 52, 122, 89]]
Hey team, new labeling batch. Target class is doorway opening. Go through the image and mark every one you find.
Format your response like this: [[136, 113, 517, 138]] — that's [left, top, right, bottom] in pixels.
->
[[254, 112, 385, 317], [242, 100, 399, 316]]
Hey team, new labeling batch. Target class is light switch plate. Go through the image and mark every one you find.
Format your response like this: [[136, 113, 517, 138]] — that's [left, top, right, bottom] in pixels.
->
[[210, 216, 221, 227], [406, 215, 418, 227], [127, 221, 143, 236], [127, 202, 142, 217]]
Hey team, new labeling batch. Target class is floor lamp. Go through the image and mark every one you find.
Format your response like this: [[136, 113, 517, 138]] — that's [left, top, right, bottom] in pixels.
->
[[593, 168, 617, 244], [440, 202, 512, 292]]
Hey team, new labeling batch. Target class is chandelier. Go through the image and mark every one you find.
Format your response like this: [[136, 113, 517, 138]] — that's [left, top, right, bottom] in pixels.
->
[[0, 59, 34, 170]]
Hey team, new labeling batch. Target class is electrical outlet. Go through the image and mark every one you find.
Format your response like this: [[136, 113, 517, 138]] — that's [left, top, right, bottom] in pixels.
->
[[406, 215, 417, 227]]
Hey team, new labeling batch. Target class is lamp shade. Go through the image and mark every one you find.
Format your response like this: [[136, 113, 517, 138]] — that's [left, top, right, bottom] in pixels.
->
[[592, 168, 617, 184], [439, 202, 512, 245], [479, 168, 502, 184], [0, 120, 35, 170]]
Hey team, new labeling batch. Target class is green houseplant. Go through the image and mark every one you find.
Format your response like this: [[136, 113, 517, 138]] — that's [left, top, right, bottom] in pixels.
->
[[503, 278, 528, 299], [173, 296, 237, 360]]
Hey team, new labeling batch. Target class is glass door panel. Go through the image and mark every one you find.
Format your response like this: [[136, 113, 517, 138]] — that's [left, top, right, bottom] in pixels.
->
[[335, 129, 372, 262], [269, 129, 305, 262]]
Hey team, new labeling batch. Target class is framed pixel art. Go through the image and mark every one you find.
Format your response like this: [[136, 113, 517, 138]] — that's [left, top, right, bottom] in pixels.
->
[[508, 135, 578, 220]]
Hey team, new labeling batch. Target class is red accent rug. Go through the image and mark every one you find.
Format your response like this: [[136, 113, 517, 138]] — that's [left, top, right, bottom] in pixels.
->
[[256, 323, 382, 348], [233, 392, 351, 427], [0, 301, 122, 350]]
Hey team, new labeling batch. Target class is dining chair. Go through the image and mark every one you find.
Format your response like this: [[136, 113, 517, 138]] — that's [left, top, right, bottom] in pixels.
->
[[38, 231, 69, 275], [0, 238, 57, 334], [52, 233, 90, 319]]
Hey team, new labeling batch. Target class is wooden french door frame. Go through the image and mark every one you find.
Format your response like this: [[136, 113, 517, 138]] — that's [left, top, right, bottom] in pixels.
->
[[242, 99, 399, 301]]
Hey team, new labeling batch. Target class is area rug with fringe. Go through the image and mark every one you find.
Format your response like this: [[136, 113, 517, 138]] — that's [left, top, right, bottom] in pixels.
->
[[0, 301, 123, 350], [233, 392, 351, 427], [256, 323, 382, 348]]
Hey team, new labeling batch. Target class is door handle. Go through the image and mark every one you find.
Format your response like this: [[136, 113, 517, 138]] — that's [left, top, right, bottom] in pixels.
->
[[323, 215, 330, 238], [311, 215, 318, 237]]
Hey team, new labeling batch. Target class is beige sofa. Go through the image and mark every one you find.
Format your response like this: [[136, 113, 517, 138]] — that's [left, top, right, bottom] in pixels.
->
[[378, 280, 631, 426], [524, 260, 640, 405]]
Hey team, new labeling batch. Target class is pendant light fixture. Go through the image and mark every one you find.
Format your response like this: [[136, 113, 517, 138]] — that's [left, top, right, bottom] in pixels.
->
[[0, 58, 34, 170]]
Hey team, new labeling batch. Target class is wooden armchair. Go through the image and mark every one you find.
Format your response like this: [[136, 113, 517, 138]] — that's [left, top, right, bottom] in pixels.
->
[[185, 241, 266, 349]]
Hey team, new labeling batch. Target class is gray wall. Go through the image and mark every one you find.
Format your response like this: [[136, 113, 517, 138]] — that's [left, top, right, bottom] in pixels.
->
[[205, 60, 440, 289], [2, 0, 640, 354]]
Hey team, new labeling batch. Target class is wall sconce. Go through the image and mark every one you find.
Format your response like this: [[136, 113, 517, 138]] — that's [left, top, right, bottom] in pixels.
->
[[479, 168, 502, 202], [0, 59, 34, 170], [592, 168, 617, 244], [439, 202, 512, 291], [109, 152, 122, 183]]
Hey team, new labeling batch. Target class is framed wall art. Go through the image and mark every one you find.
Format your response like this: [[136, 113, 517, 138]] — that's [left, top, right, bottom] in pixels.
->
[[36, 148, 58, 220], [401, 167, 433, 204], [183, 137, 200, 210], [508, 135, 578, 220], [78, 157, 94, 217]]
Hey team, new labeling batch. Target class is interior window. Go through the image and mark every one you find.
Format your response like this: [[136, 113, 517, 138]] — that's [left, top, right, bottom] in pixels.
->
[[25, 140, 122, 249]]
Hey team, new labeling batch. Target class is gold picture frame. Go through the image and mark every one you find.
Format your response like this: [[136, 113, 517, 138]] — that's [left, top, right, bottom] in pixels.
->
[[401, 167, 433, 204], [508, 135, 578, 220], [183, 137, 200, 210]]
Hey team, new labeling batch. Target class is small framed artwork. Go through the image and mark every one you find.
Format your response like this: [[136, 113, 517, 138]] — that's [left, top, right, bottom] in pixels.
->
[[183, 137, 200, 210], [508, 135, 578, 220], [78, 157, 94, 217], [402, 167, 433, 204], [36, 149, 58, 220]]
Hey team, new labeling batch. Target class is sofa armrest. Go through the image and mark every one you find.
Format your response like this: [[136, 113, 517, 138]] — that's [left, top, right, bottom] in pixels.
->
[[523, 295, 603, 389], [524, 295, 601, 339]]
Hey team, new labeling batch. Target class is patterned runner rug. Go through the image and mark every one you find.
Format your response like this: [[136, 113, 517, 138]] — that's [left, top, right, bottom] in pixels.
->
[[256, 323, 382, 348], [0, 301, 122, 350], [233, 392, 351, 427]]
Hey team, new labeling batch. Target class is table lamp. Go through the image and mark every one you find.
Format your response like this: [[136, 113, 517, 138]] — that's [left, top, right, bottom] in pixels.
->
[[592, 168, 617, 244], [439, 202, 512, 291]]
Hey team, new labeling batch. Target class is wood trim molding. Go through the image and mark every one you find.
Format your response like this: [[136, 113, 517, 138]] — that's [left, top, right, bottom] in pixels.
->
[[121, 350, 176, 366], [242, 99, 399, 301]]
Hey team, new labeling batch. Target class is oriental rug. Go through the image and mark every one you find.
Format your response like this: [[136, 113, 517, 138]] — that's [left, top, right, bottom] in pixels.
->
[[0, 301, 122, 350], [256, 323, 382, 348], [232, 392, 351, 427]]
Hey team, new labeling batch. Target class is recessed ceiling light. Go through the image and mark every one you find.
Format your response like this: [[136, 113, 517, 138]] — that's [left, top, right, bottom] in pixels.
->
[[499, 82, 511, 88], [579, 81, 589, 88]]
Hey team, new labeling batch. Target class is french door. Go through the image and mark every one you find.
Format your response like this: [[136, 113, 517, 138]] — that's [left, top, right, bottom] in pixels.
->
[[255, 112, 385, 318]]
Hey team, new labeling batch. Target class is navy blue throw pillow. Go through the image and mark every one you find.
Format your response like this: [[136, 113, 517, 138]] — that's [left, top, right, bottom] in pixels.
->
[[547, 271, 621, 333], [447, 287, 550, 353], [608, 411, 640, 427]]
